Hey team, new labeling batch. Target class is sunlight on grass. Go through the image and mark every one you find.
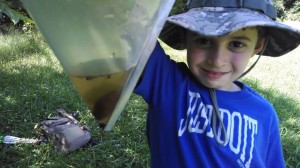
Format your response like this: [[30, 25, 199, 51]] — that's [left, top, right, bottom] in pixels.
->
[[159, 40, 187, 63], [4, 96, 17, 105], [246, 47, 300, 101]]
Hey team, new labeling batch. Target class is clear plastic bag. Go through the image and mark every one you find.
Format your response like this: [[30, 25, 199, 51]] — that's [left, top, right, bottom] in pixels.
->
[[22, 0, 175, 130]]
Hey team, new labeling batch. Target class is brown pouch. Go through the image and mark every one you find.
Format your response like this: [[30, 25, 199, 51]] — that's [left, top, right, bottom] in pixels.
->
[[35, 109, 91, 153]]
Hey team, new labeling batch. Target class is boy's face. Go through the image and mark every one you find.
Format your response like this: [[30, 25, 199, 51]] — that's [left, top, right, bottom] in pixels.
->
[[186, 28, 264, 91]]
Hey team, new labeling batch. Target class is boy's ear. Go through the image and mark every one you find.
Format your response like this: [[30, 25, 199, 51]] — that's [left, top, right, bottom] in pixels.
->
[[253, 38, 266, 55]]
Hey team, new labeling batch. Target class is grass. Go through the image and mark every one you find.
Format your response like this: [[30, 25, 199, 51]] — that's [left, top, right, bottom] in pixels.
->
[[0, 29, 299, 168]]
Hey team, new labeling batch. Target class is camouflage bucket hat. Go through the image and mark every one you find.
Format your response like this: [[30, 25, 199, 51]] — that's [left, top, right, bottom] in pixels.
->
[[159, 0, 300, 57]]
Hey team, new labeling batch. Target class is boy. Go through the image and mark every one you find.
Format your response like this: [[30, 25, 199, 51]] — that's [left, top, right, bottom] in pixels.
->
[[134, 0, 300, 167]]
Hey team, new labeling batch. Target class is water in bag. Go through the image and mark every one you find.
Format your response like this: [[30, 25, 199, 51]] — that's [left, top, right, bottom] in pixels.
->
[[22, 0, 175, 130]]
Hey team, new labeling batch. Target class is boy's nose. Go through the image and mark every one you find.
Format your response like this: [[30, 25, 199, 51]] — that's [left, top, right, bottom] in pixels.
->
[[207, 46, 228, 67]]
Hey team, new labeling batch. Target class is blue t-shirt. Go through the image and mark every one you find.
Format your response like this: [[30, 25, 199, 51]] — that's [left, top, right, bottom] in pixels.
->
[[134, 42, 285, 168]]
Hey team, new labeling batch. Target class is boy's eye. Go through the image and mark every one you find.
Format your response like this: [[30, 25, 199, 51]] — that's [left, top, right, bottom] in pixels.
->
[[229, 41, 245, 48], [194, 38, 213, 47]]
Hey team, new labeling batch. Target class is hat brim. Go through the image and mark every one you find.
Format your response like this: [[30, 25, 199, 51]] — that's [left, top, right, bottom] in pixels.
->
[[159, 7, 300, 57]]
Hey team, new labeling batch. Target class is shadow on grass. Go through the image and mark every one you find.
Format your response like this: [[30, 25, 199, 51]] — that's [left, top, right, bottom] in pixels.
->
[[0, 68, 88, 133], [243, 79, 300, 167]]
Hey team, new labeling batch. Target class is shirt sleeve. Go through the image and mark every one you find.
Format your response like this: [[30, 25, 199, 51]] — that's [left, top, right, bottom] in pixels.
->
[[134, 41, 172, 104]]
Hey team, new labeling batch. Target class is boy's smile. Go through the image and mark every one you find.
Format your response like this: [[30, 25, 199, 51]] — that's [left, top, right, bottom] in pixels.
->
[[202, 69, 228, 79], [186, 28, 264, 91]]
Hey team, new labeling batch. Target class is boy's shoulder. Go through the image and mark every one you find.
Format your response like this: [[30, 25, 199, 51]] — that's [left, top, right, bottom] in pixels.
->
[[238, 81, 275, 109], [241, 82, 264, 98]]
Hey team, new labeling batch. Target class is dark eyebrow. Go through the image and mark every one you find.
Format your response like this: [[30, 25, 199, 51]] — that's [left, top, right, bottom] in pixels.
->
[[230, 36, 252, 42]]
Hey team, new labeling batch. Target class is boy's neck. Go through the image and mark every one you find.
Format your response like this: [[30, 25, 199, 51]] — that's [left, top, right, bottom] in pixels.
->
[[230, 82, 242, 92]]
